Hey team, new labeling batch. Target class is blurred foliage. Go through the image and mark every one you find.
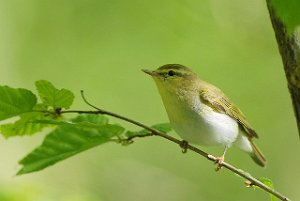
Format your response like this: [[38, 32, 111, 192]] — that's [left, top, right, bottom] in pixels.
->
[[0, 185, 100, 201], [271, 0, 300, 34], [0, 0, 299, 201], [259, 178, 277, 201]]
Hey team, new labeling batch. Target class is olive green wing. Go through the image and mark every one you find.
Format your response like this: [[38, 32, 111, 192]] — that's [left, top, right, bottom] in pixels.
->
[[199, 86, 258, 139]]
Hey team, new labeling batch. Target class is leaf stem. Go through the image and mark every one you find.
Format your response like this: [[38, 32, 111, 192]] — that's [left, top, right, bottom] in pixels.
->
[[60, 91, 290, 201]]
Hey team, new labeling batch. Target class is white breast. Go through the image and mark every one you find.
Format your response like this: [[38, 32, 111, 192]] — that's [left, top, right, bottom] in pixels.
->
[[160, 89, 239, 147]]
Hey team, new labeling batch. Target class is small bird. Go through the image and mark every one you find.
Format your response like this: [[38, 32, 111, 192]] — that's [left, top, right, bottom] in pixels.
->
[[143, 64, 266, 167]]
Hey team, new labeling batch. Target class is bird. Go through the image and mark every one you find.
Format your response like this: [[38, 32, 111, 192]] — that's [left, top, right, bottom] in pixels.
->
[[142, 64, 266, 167]]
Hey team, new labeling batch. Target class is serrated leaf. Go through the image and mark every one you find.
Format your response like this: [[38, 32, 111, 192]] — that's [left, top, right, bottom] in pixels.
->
[[271, 0, 300, 34], [17, 114, 124, 175], [125, 123, 172, 138], [259, 177, 277, 201], [35, 80, 74, 109], [0, 85, 37, 121], [0, 104, 52, 138]]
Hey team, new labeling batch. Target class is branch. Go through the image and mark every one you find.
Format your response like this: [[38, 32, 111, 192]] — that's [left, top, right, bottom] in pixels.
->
[[59, 91, 290, 201], [266, 0, 300, 137]]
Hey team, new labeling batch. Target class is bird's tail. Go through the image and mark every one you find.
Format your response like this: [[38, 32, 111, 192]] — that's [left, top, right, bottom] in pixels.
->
[[249, 140, 267, 167]]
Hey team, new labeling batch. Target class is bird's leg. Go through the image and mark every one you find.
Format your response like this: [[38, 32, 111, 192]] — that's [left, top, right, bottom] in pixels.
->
[[179, 140, 189, 153], [215, 146, 228, 171]]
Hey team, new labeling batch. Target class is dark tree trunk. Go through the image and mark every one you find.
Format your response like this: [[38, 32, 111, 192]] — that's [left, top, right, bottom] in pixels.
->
[[267, 0, 300, 137]]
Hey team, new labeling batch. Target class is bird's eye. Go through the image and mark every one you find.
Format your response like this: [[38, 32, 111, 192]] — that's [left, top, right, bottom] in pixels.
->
[[168, 70, 176, 76]]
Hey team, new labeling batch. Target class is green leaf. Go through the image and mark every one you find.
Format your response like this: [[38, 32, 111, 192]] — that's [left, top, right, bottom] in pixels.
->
[[35, 80, 74, 109], [0, 104, 52, 138], [72, 114, 109, 125], [125, 123, 172, 138], [259, 177, 277, 201], [0, 85, 37, 121], [271, 0, 300, 34], [17, 114, 124, 175], [33, 114, 109, 129], [152, 123, 172, 133]]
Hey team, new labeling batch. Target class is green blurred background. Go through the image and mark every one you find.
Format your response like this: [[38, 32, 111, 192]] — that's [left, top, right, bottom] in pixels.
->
[[0, 0, 299, 200]]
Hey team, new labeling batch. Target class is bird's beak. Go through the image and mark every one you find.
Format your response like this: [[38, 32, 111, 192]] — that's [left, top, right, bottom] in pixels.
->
[[142, 69, 157, 76]]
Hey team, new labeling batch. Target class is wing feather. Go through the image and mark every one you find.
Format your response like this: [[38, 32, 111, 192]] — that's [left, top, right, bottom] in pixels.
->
[[199, 85, 258, 139]]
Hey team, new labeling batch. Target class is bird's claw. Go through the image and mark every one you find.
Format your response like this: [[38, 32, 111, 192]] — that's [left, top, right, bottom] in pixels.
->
[[179, 140, 189, 153], [215, 156, 225, 171]]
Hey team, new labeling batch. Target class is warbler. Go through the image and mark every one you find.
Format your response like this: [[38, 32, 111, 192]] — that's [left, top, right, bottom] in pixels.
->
[[143, 64, 266, 167]]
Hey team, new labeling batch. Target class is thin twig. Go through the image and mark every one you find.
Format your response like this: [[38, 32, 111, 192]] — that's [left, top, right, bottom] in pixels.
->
[[59, 91, 290, 201]]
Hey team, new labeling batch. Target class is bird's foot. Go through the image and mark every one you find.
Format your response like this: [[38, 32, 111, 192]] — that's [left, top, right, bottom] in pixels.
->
[[214, 156, 225, 171], [179, 140, 189, 153]]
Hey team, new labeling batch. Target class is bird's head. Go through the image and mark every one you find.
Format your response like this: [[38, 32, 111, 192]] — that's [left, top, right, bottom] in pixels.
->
[[142, 64, 198, 93]]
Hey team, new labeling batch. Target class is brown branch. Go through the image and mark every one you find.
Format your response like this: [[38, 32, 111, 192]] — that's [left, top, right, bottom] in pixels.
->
[[266, 0, 300, 137], [59, 91, 290, 201]]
